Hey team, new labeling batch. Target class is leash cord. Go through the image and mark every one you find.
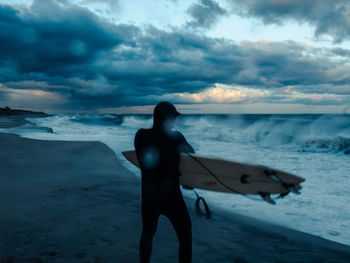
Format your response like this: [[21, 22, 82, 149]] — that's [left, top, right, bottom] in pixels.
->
[[185, 153, 244, 195]]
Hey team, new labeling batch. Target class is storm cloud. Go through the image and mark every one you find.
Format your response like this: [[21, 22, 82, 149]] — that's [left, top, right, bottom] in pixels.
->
[[229, 0, 350, 42], [0, 0, 138, 76], [0, 0, 350, 111], [186, 0, 228, 29]]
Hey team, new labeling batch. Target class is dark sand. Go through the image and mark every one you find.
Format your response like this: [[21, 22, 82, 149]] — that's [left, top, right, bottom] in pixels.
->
[[0, 117, 350, 263]]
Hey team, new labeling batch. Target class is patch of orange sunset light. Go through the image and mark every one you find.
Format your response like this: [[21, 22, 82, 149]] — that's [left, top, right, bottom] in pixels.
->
[[177, 84, 265, 103], [0, 84, 61, 100]]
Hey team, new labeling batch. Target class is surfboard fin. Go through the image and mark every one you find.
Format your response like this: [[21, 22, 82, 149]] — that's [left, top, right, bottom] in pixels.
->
[[259, 192, 276, 205], [278, 192, 290, 199], [265, 170, 302, 196], [288, 186, 301, 195], [264, 170, 283, 183], [282, 183, 301, 195]]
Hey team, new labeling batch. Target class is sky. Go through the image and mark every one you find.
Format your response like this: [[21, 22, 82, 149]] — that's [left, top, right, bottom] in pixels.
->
[[0, 0, 350, 114]]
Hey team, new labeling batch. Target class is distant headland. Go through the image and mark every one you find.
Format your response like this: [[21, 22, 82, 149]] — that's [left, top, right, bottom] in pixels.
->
[[0, 106, 48, 117]]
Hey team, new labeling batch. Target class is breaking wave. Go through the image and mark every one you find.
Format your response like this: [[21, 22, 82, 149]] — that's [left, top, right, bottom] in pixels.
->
[[71, 114, 123, 126], [86, 113, 350, 154], [300, 137, 350, 154], [25, 113, 350, 154]]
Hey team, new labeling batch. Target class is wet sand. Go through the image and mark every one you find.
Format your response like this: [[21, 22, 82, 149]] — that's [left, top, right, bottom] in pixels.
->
[[0, 117, 349, 263]]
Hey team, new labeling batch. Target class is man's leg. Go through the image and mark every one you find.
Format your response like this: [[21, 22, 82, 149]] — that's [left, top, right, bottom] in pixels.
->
[[165, 198, 192, 263], [140, 202, 160, 263]]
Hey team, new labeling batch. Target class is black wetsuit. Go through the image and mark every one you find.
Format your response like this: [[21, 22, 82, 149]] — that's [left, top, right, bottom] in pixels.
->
[[134, 125, 194, 263]]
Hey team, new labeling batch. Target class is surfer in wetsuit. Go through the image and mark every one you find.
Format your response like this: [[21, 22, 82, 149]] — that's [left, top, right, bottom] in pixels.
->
[[134, 101, 195, 263]]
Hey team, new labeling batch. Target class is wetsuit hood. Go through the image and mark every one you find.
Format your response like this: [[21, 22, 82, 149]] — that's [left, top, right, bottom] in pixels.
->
[[153, 101, 180, 129]]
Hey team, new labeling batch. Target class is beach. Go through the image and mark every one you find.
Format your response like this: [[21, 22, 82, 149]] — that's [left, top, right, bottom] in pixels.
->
[[1, 117, 350, 263]]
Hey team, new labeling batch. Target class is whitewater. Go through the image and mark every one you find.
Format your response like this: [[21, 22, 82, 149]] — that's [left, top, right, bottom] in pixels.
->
[[1, 113, 349, 245]]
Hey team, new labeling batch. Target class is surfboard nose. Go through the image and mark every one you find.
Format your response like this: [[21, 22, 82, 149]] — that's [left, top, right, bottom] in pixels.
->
[[122, 150, 133, 159], [122, 150, 140, 168]]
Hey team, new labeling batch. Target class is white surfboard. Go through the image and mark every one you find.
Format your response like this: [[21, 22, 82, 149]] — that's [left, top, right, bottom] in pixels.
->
[[122, 150, 304, 199]]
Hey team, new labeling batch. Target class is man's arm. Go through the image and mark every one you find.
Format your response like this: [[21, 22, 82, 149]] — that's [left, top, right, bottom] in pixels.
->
[[178, 132, 195, 153]]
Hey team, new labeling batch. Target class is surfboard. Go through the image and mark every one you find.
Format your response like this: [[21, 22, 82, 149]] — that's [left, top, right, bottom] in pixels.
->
[[122, 150, 305, 203]]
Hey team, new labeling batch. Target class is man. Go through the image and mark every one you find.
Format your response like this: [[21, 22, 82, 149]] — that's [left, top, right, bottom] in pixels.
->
[[134, 101, 195, 263]]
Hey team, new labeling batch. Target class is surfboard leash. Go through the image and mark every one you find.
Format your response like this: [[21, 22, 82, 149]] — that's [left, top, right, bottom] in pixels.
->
[[192, 189, 211, 219], [185, 153, 244, 195], [185, 153, 277, 205]]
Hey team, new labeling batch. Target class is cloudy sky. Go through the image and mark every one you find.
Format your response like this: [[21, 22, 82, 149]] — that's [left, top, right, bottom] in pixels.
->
[[0, 0, 350, 114]]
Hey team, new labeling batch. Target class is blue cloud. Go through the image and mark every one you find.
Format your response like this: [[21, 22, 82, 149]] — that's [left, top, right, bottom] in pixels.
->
[[0, 0, 350, 110], [228, 0, 350, 43], [186, 0, 228, 29]]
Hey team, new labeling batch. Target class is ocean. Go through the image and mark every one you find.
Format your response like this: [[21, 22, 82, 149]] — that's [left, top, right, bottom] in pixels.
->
[[1, 113, 349, 245]]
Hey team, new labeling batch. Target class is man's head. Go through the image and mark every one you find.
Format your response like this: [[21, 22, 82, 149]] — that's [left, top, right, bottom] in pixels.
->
[[153, 101, 180, 130]]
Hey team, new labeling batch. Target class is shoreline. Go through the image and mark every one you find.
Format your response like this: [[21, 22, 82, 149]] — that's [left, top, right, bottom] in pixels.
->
[[0, 117, 350, 262]]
